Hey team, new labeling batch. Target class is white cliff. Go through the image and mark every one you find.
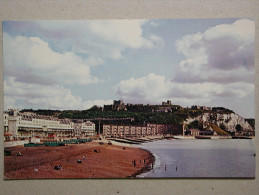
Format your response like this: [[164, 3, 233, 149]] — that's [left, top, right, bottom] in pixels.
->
[[185, 112, 254, 132]]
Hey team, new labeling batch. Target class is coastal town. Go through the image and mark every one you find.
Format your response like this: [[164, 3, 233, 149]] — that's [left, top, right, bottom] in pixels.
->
[[3, 100, 255, 142], [3, 100, 255, 179], [1, 17, 255, 185]]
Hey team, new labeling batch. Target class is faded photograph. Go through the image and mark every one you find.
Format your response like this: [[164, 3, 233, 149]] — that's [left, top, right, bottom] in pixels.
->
[[3, 19, 255, 179]]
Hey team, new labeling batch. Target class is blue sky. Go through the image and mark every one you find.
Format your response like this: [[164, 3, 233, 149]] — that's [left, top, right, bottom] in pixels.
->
[[3, 19, 255, 118]]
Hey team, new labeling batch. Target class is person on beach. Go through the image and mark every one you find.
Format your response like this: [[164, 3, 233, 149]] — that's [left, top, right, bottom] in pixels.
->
[[54, 165, 60, 170]]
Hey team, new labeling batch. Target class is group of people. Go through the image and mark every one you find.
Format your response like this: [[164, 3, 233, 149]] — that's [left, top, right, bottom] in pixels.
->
[[132, 159, 147, 167], [132, 160, 136, 167], [131, 160, 177, 172], [164, 164, 177, 171]]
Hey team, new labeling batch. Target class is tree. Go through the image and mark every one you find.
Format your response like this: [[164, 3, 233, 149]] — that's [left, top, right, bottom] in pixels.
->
[[188, 120, 203, 130]]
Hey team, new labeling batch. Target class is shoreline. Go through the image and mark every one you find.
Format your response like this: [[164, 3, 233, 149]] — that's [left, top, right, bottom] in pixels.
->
[[129, 148, 155, 178], [100, 138, 156, 177], [4, 141, 154, 179]]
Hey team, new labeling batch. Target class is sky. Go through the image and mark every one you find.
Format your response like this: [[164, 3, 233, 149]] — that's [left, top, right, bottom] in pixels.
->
[[3, 19, 255, 118]]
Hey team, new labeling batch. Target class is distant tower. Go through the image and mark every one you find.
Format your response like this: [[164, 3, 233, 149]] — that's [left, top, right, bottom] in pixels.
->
[[113, 100, 123, 106]]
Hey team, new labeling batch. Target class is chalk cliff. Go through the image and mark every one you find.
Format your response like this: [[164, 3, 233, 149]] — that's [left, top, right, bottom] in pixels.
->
[[185, 112, 254, 132]]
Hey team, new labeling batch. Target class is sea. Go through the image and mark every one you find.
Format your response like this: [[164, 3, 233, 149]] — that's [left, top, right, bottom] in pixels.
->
[[138, 139, 255, 178]]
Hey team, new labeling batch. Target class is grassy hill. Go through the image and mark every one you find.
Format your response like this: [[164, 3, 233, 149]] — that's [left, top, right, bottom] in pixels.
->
[[210, 123, 230, 136]]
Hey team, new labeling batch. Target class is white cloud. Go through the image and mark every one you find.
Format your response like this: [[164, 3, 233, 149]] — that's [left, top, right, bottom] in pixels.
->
[[174, 19, 254, 84], [7, 20, 164, 60], [4, 77, 113, 110], [87, 20, 153, 49], [3, 20, 165, 111], [204, 19, 254, 41], [114, 73, 169, 103], [114, 73, 254, 107], [4, 96, 17, 110], [84, 56, 103, 66], [114, 20, 254, 113], [4, 33, 99, 85], [149, 34, 165, 48]]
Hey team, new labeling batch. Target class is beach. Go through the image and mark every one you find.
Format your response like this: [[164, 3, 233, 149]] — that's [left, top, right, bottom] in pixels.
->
[[4, 142, 154, 179]]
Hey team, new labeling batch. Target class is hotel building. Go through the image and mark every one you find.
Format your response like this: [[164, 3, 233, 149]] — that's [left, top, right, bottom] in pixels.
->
[[3, 109, 96, 140]]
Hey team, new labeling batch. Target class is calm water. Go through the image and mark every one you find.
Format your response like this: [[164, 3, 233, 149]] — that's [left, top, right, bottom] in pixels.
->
[[138, 139, 255, 178]]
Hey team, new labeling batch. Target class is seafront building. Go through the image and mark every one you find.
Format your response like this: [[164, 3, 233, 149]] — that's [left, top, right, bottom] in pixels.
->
[[73, 120, 96, 137], [103, 125, 156, 137], [3, 109, 96, 141], [81, 121, 96, 136], [103, 123, 183, 138]]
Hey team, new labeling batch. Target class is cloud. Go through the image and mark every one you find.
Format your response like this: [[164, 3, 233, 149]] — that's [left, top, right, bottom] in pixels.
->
[[4, 77, 113, 110], [4, 33, 99, 85], [114, 73, 254, 107], [4, 96, 17, 110], [174, 19, 254, 84], [114, 73, 169, 103], [114, 19, 255, 114], [4, 20, 163, 61], [3, 20, 165, 111], [5, 66, 56, 86], [87, 20, 153, 49]]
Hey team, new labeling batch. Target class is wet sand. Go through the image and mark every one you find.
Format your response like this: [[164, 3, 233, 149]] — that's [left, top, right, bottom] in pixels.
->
[[4, 142, 154, 179]]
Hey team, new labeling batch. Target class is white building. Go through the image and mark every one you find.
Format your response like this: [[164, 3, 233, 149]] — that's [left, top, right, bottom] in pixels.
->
[[73, 122, 83, 137], [4, 109, 74, 139], [81, 121, 96, 136], [3, 109, 96, 140]]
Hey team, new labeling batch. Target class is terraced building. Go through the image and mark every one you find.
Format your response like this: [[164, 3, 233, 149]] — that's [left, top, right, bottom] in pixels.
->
[[3, 109, 96, 140]]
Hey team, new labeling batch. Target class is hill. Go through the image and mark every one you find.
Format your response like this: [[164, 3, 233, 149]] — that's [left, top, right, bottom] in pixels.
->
[[209, 123, 230, 136]]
